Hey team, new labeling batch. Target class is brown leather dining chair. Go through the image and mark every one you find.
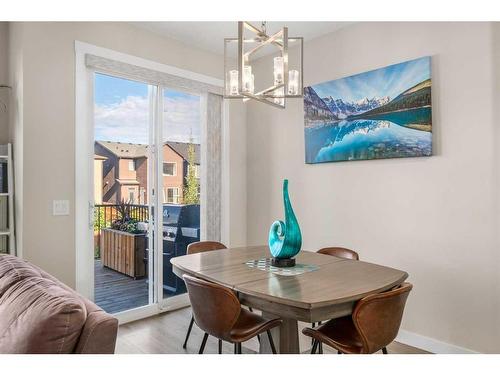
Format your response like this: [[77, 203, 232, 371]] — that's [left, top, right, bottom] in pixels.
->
[[183, 274, 282, 354], [185, 241, 228, 255], [302, 282, 413, 354], [312, 246, 360, 352], [183, 241, 227, 349], [317, 246, 360, 260]]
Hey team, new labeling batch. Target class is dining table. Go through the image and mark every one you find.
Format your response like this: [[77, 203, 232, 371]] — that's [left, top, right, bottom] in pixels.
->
[[171, 245, 408, 354]]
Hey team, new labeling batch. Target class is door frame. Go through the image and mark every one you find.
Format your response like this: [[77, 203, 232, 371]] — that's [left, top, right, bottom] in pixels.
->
[[75, 41, 227, 321]]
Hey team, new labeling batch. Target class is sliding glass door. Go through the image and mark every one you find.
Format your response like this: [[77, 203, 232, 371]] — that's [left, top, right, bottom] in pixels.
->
[[159, 89, 202, 306], [91, 72, 204, 314], [93, 73, 157, 314]]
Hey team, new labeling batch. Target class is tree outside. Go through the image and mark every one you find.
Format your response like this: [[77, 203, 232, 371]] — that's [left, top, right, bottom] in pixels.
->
[[183, 141, 199, 204]]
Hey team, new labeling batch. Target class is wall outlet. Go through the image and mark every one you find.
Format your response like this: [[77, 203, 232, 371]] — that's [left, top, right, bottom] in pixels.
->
[[53, 200, 70, 216]]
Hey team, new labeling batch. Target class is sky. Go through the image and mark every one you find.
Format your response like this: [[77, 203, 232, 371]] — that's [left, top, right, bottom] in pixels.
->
[[94, 73, 201, 144], [311, 56, 430, 103]]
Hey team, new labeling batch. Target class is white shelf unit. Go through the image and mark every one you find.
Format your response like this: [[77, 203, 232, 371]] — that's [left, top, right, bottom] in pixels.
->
[[0, 143, 15, 255]]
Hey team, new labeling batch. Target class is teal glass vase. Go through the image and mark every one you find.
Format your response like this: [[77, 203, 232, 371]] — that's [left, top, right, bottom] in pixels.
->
[[268, 179, 302, 265]]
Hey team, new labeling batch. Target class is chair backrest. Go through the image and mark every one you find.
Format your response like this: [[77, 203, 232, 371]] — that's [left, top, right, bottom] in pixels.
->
[[183, 274, 241, 339], [317, 247, 360, 260], [353, 282, 412, 353], [187, 241, 227, 255]]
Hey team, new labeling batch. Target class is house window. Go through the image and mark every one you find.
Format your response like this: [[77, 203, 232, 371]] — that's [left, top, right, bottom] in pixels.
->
[[139, 188, 145, 205], [164, 187, 180, 204], [189, 165, 200, 178], [128, 187, 136, 203], [128, 160, 135, 171], [163, 162, 176, 176]]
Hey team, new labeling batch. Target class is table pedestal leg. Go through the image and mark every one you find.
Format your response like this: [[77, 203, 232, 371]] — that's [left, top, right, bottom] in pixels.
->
[[259, 312, 299, 354]]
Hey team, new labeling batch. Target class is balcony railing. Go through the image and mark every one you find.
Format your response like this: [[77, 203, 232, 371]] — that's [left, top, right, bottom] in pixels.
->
[[94, 203, 149, 258]]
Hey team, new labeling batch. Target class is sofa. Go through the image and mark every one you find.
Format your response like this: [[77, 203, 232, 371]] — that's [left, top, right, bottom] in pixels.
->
[[0, 254, 118, 354]]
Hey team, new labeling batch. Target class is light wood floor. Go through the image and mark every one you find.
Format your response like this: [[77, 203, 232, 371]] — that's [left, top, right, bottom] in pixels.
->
[[116, 307, 429, 354]]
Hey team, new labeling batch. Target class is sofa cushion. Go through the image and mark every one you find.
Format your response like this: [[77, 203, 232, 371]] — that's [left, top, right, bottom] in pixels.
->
[[0, 254, 42, 296], [0, 275, 87, 354]]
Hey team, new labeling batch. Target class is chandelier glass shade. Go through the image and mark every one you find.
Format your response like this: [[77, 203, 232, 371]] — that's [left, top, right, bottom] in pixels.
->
[[224, 22, 304, 109]]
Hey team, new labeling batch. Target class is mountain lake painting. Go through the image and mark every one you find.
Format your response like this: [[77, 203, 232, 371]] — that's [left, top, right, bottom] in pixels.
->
[[304, 56, 432, 163]]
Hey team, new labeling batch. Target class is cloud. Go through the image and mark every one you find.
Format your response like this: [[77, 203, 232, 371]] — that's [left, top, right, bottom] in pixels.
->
[[95, 94, 201, 144], [312, 57, 430, 102], [95, 95, 149, 144], [163, 95, 201, 143]]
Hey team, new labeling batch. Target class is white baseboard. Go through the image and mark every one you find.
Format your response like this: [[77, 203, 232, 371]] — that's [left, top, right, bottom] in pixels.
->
[[396, 329, 478, 354]]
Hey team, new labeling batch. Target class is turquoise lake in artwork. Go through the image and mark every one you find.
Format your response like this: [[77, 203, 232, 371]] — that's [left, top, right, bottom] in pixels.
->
[[305, 108, 432, 163], [304, 57, 432, 163]]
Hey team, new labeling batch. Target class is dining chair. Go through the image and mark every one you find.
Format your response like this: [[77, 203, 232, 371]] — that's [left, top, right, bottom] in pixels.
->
[[317, 246, 360, 260], [183, 274, 282, 354], [302, 282, 413, 354], [312, 246, 360, 353], [182, 241, 227, 349]]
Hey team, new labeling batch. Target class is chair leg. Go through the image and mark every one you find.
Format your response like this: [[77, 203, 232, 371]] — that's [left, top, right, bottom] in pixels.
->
[[266, 330, 277, 354], [218, 339, 222, 354], [312, 322, 316, 328], [236, 342, 242, 354], [338, 350, 342, 354], [183, 316, 195, 349], [319, 342, 323, 354], [248, 307, 253, 312], [199, 333, 209, 354], [311, 339, 318, 354], [382, 347, 388, 354], [234, 343, 238, 354]]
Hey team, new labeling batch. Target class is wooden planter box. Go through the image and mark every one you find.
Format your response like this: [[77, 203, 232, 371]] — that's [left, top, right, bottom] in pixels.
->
[[101, 228, 146, 278]]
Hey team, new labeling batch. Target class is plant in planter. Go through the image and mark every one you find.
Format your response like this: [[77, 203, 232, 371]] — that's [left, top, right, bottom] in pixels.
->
[[101, 200, 147, 278], [110, 200, 142, 234]]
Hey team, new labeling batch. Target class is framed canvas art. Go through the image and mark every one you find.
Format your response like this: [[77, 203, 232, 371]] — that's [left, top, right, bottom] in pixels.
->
[[304, 56, 432, 163]]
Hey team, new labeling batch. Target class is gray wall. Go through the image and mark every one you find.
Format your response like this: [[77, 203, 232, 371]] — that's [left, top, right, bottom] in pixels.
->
[[246, 22, 500, 353]]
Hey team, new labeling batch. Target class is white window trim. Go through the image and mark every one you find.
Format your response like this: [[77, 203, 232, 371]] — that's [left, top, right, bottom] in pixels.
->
[[163, 162, 177, 176], [128, 160, 135, 171], [75, 41, 228, 324], [166, 187, 180, 204], [128, 187, 136, 203]]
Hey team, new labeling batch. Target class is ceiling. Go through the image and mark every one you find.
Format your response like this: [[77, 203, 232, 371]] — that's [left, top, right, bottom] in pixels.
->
[[132, 22, 352, 56]]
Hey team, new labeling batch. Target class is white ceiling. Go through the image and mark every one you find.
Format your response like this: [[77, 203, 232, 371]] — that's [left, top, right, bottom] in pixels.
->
[[132, 22, 351, 56]]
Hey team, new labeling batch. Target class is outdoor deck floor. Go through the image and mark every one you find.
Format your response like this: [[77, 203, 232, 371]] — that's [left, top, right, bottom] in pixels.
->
[[94, 259, 149, 314]]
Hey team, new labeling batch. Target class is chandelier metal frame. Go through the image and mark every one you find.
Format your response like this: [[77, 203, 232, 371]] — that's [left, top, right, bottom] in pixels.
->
[[224, 21, 304, 109]]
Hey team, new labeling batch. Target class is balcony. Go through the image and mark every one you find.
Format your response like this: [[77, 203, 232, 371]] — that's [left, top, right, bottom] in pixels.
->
[[93, 203, 200, 314]]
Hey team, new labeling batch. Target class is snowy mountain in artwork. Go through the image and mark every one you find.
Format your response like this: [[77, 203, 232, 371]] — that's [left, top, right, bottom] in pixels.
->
[[322, 96, 391, 119]]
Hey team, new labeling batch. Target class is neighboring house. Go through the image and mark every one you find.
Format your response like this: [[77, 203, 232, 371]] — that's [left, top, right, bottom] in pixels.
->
[[93, 154, 106, 204], [94, 140, 200, 205], [94, 141, 148, 204], [163, 141, 200, 204]]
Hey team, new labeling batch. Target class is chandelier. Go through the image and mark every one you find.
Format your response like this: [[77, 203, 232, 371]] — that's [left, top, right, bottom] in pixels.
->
[[224, 21, 303, 109]]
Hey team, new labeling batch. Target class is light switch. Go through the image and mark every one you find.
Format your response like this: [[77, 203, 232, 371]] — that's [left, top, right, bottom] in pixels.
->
[[53, 200, 70, 216]]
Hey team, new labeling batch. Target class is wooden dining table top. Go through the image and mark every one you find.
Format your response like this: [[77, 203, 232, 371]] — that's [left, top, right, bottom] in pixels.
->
[[171, 245, 408, 316]]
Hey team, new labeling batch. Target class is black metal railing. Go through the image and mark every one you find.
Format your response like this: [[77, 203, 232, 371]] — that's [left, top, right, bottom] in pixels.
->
[[94, 204, 149, 259]]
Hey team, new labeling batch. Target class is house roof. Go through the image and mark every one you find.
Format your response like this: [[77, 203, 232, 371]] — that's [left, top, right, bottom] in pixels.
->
[[96, 141, 148, 158], [95, 140, 200, 164], [165, 141, 200, 165]]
